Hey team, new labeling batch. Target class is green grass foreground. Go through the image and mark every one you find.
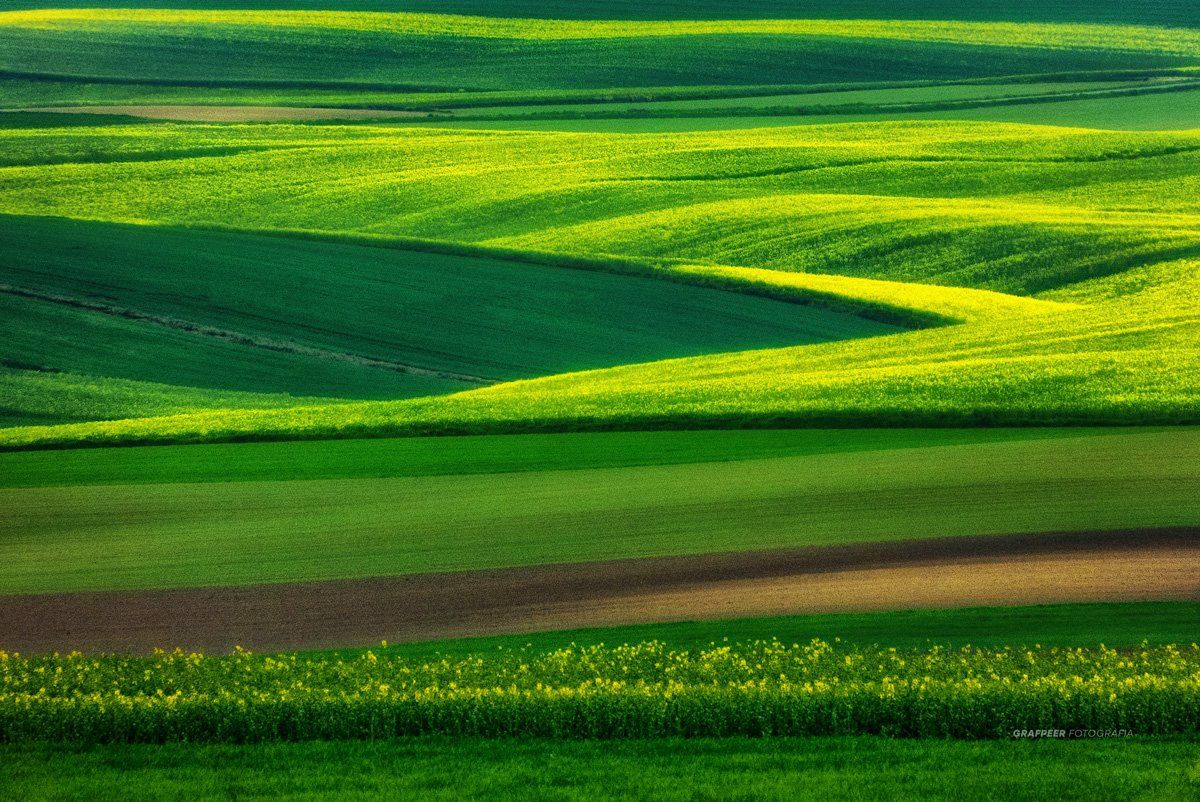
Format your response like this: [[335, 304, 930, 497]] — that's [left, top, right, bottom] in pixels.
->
[[2, 736, 1197, 801], [1, 640, 1198, 741]]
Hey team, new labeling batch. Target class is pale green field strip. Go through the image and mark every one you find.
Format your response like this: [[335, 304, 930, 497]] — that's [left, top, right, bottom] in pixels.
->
[[415, 84, 1200, 132], [499, 79, 1184, 113], [451, 80, 1158, 115], [8, 77, 1185, 119], [16, 80, 1200, 132], [9, 105, 429, 122], [882, 85, 1200, 130], [0, 428, 1115, 489], [423, 78, 1200, 121], [3, 70, 1193, 114], [0, 429, 1195, 594]]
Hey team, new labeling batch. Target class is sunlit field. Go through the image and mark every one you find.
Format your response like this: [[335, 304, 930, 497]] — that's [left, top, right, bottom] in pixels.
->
[[1, 1, 1197, 798]]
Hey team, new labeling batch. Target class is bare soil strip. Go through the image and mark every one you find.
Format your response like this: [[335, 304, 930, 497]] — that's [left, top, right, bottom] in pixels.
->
[[1, 528, 1196, 654], [13, 105, 433, 122]]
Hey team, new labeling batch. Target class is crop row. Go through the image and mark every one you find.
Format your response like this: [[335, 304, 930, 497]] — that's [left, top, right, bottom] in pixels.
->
[[1, 640, 1197, 742]]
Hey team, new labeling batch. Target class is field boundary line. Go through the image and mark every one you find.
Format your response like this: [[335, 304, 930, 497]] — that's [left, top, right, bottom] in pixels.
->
[[0, 282, 493, 385]]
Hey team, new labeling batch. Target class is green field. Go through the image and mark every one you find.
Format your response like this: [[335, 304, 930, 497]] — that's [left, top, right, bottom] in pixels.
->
[[11, 75, 1200, 131], [0, 426, 1112, 488], [4, 737, 1196, 801], [5, 11, 1195, 92], [0, 215, 881, 424], [1, 2, 1198, 793], [338, 601, 1200, 657], [1, 112, 1198, 446], [2, 428, 1194, 594]]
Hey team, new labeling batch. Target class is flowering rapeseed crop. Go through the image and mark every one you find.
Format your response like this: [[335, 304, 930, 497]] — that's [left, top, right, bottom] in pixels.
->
[[1, 640, 1196, 742]]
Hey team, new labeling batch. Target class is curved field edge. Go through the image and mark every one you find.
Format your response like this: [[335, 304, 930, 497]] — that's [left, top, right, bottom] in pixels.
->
[[0, 221, 1088, 449], [0, 318, 1184, 448], [145, 222, 1032, 327], [0, 229, 1180, 448], [1, 215, 911, 429], [158, 222, 1073, 326]]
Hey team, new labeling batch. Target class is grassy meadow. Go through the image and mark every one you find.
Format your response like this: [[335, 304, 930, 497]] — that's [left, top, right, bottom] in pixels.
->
[[1, 1, 1198, 796], [4, 737, 1196, 801]]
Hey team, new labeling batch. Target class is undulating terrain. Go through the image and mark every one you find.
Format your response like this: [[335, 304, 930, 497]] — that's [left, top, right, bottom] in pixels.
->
[[0, 2, 1197, 799]]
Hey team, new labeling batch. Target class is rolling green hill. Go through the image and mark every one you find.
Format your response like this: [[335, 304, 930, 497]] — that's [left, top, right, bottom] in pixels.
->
[[0, 12, 1196, 466], [0, 215, 891, 425], [5, 6, 1200, 143], [2, 10, 1197, 112], [0, 114, 1196, 446]]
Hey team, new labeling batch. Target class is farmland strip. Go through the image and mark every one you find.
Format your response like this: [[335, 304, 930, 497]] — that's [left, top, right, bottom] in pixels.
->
[[1, 527, 1194, 654]]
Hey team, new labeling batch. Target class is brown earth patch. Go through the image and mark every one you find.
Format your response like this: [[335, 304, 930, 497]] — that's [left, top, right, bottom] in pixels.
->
[[14, 105, 434, 122], [1, 527, 1196, 654]]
